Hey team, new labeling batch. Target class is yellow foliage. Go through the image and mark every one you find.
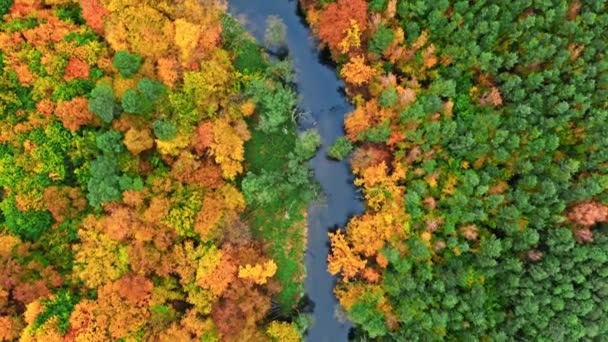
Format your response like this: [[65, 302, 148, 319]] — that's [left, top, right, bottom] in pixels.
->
[[441, 174, 458, 197], [346, 214, 392, 258], [105, 5, 174, 59], [338, 20, 361, 54], [220, 184, 246, 212], [174, 19, 201, 66], [327, 231, 366, 282], [113, 76, 138, 100], [73, 216, 129, 288], [266, 321, 300, 342], [340, 55, 373, 86], [123, 128, 154, 155], [187, 287, 217, 316], [238, 260, 278, 285], [0, 233, 21, 256], [210, 117, 246, 180], [155, 133, 190, 156]]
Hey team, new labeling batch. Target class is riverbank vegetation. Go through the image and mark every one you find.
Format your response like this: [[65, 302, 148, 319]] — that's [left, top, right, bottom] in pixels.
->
[[0, 0, 314, 340], [302, 0, 608, 340]]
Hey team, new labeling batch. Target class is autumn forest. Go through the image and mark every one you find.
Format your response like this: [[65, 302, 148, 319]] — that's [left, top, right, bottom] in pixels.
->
[[0, 0, 607, 341]]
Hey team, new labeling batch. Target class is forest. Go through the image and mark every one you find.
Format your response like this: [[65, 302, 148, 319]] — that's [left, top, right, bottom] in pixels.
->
[[0, 0, 316, 340], [301, 0, 608, 340]]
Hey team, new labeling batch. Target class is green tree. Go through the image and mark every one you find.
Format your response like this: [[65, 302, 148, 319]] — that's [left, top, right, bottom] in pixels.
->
[[153, 120, 177, 140], [88, 83, 116, 123], [113, 50, 142, 78], [368, 25, 394, 56]]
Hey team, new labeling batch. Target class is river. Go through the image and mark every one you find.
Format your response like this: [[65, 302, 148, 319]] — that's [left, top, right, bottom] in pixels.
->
[[227, 1, 364, 341]]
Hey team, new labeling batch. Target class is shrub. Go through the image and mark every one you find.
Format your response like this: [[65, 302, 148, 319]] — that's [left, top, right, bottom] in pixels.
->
[[328, 136, 353, 160]]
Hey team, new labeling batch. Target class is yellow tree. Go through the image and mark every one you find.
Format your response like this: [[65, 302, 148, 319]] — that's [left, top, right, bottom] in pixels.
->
[[209, 117, 249, 180], [340, 55, 374, 86], [238, 260, 277, 285], [327, 231, 366, 282]]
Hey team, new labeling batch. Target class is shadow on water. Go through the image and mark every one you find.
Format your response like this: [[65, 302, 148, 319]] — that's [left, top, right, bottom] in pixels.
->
[[227, 1, 364, 341]]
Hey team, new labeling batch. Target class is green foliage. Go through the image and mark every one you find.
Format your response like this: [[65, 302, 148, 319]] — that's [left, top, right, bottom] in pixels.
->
[[86, 155, 121, 209], [53, 79, 94, 101], [138, 78, 166, 102], [88, 83, 116, 123], [379, 87, 398, 108], [359, 120, 391, 143], [33, 290, 80, 334], [368, 24, 394, 56], [220, 14, 248, 51], [294, 130, 321, 161], [55, 4, 85, 25], [1, 196, 52, 241], [0, 0, 12, 17], [328, 136, 353, 160], [368, 0, 387, 12], [63, 30, 99, 46], [153, 120, 177, 141], [112, 50, 142, 78], [317, 0, 608, 340], [348, 294, 388, 338], [121, 89, 149, 114], [235, 41, 268, 74], [246, 78, 297, 133], [498, 230, 608, 340], [95, 130, 124, 155], [1, 17, 38, 33]]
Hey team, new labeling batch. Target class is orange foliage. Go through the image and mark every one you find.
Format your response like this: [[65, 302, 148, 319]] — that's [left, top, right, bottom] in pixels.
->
[[194, 192, 224, 241], [54, 97, 98, 132], [341, 55, 374, 86], [36, 99, 55, 116], [79, 0, 109, 34], [115, 274, 153, 306], [22, 16, 73, 46], [192, 121, 214, 154], [68, 278, 150, 340], [344, 106, 371, 141], [156, 57, 181, 87], [196, 250, 236, 296], [0, 316, 21, 341], [568, 201, 608, 227], [318, 0, 367, 53], [63, 57, 90, 81], [328, 230, 366, 282], [44, 186, 87, 223], [9, 0, 42, 17]]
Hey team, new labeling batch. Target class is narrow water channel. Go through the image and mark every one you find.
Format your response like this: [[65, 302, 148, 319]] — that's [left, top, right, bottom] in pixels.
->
[[228, 1, 364, 341]]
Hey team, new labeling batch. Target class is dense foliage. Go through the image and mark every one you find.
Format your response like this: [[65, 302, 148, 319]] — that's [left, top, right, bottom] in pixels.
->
[[302, 0, 608, 340], [0, 1, 315, 340]]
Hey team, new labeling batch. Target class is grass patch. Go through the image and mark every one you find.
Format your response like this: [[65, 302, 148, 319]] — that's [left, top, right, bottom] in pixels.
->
[[244, 119, 296, 173], [244, 122, 310, 313]]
